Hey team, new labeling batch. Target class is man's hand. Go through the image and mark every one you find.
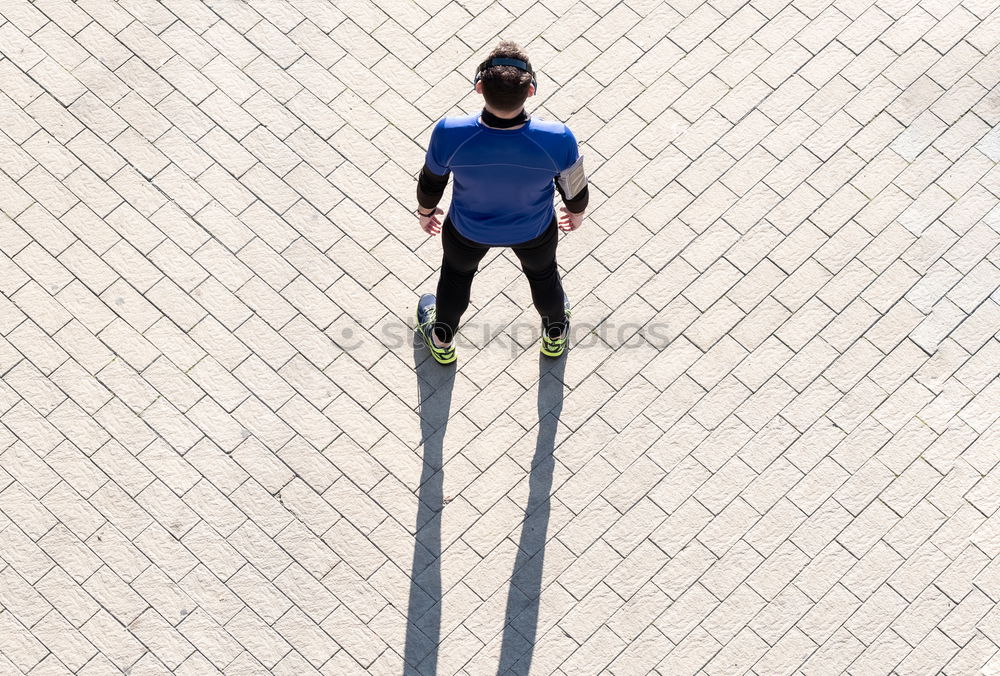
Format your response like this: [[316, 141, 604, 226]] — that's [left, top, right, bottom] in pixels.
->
[[558, 206, 584, 232], [419, 207, 443, 235]]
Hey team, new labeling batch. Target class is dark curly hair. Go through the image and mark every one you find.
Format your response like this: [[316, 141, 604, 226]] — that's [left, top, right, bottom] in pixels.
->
[[479, 40, 533, 112]]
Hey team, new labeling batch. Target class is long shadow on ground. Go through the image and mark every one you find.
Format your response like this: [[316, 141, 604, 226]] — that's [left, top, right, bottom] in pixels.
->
[[497, 354, 567, 675], [403, 342, 567, 675], [403, 344, 455, 675]]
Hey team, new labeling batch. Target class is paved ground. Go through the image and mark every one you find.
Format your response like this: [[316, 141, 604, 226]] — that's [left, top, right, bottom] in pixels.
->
[[0, 0, 999, 674]]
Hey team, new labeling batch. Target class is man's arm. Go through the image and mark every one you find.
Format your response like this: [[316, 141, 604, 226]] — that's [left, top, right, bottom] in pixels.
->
[[555, 138, 588, 214], [417, 164, 449, 212], [555, 138, 588, 232], [416, 120, 451, 235], [416, 163, 448, 235], [555, 179, 587, 232], [554, 178, 588, 213]]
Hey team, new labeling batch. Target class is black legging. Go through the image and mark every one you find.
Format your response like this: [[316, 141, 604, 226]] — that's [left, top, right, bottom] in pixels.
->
[[434, 215, 566, 343]]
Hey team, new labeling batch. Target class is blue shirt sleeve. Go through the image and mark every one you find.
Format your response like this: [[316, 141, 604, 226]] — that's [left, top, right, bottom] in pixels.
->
[[424, 119, 450, 175], [562, 125, 580, 173]]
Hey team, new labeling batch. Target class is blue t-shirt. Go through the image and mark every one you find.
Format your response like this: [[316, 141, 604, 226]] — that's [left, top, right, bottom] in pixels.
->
[[424, 114, 580, 245]]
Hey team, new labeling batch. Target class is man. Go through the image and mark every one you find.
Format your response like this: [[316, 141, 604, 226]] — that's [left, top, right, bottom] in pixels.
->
[[414, 41, 589, 365]]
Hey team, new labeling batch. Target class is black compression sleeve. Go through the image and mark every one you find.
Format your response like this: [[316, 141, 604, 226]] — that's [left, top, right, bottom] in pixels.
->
[[417, 164, 450, 209], [555, 179, 589, 214]]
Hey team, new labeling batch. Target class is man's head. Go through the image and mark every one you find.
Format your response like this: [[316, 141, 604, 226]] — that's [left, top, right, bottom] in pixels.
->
[[475, 41, 535, 113]]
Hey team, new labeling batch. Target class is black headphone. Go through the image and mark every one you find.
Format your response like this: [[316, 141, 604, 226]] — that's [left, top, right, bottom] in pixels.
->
[[473, 57, 538, 93]]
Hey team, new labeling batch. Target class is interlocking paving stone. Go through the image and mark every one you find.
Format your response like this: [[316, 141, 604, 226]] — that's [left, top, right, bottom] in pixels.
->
[[0, 0, 999, 674]]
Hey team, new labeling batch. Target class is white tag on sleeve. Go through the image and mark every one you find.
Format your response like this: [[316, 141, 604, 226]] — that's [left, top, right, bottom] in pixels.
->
[[557, 154, 587, 200]]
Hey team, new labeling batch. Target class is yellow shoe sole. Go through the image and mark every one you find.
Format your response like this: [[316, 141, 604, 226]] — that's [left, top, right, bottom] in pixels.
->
[[416, 298, 456, 364]]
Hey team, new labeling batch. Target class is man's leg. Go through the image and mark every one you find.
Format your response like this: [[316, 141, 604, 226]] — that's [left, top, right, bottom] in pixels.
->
[[512, 217, 566, 337], [435, 216, 490, 344]]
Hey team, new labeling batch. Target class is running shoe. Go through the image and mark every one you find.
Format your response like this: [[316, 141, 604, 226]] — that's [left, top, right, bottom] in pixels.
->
[[416, 293, 456, 365], [540, 293, 571, 358]]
